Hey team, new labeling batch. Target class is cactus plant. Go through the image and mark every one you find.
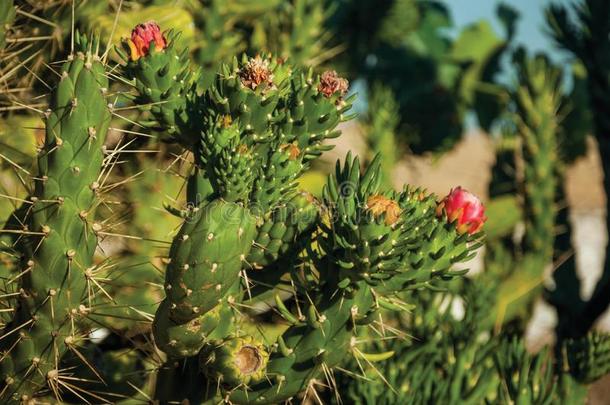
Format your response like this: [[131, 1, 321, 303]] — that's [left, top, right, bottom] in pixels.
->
[[335, 279, 559, 405], [334, 18, 610, 402], [114, 22, 486, 403], [364, 83, 400, 190], [483, 48, 567, 330], [3, 1, 610, 403]]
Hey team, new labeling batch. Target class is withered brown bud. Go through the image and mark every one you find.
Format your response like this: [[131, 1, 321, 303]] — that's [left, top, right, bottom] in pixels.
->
[[367, 194, 401, 226], [318, 70, 349, 98], [239, 56, 274, 90]]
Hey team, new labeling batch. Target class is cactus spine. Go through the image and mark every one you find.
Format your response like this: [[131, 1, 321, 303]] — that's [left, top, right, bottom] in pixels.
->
[[0, 0, 15, 51], [0, 34, 111, 401]]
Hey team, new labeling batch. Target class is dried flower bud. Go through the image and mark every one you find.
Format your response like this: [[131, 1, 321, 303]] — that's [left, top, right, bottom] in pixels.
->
[[239, 56, 274, 90], [281, 143, 301, 160], [318, 70, 349, 98], [367, 194, 401, 225]]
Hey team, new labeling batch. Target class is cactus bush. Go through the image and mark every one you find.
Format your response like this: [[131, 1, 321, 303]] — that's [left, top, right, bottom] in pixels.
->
[[0, 13, 488, 402], [334, 4, 610, 401], [119, 23, 485, 403]]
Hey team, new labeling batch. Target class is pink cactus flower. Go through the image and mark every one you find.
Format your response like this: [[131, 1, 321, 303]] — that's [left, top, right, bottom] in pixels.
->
[[128, 21, 167, 60], [436, 187, 486, 235]]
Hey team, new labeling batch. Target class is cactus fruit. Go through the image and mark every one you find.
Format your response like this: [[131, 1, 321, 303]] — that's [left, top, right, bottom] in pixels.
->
[[0, 34, 112, 401], [317, 70, 349, 98]]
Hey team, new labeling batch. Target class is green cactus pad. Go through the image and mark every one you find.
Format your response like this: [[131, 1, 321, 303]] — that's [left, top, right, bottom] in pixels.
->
[[0, 34, 111, 401], [247, 191, 320, 268], [163, 200, 256, 324], [121, 30, 198, 145]]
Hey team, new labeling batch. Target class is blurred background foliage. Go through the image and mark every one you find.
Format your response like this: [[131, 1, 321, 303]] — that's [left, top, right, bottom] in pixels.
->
[[2, 0, 610, 403]]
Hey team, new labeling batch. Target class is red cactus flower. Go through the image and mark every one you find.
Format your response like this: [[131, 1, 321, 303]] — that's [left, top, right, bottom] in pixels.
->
[[128, 21, 167, 60], [436, 187, 486, 235]]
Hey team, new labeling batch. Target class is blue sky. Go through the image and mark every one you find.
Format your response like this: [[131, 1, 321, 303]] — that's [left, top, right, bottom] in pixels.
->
[[450, 1, 575, 130], [451, 0, 567, 58]]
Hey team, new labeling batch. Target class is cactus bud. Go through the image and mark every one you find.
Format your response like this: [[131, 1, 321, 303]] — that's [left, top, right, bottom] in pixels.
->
[[127, 21, 167, 60], [436, 187, 486, 234], [239, 56, 274, 90], [318, 70, 349, 98], [366, 194, 401, 225]]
